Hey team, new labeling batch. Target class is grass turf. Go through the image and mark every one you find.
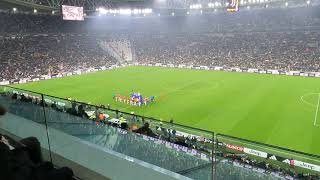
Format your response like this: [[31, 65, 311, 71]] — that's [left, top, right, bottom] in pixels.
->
[[13, 66, 320, 156]]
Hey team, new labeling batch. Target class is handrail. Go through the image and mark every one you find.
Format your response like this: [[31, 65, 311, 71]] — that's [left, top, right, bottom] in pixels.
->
[[2, 85, 320, 160]]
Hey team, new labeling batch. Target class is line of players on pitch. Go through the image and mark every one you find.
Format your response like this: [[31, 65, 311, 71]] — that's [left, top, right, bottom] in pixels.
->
[[113, 92, 155, 106]]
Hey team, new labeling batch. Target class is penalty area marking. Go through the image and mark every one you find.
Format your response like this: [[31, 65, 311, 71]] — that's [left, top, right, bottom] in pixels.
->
[[300, 92, 320, 127], [300, 93, 318, 108]]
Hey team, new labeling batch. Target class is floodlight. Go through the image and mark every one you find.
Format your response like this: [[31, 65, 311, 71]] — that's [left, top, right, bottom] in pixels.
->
[[119, 9, 131, 15], [99, 7, 108, 14]]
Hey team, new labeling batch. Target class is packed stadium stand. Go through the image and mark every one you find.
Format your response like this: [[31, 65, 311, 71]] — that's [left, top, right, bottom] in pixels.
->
[[1, 1, 320, 179], [0, 6, 320, 81], [0, 35, 118, 79]]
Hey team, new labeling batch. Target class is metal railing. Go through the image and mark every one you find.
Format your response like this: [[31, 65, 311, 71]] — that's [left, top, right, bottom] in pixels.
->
[[0, 85, 319, 180]]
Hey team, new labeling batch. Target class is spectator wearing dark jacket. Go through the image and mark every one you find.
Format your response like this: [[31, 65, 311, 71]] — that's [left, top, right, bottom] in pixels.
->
[[0, 105, 75, 180], [133, 122, 157, 137]]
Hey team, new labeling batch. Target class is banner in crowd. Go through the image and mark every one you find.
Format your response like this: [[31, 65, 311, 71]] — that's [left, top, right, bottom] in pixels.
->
[[200, 66, 210, 70], [226, 143, 244, 152], [0, 81, 10, 85], [44, 98, 66, 107], [243, 147, 268, 158], [0, 65, 116, 85], [292, 160, 320, 172], [229, 68, 240, 72], [224, 142, 320, 172], [2, 64, 320, 87], [138, 133, 212, 161]]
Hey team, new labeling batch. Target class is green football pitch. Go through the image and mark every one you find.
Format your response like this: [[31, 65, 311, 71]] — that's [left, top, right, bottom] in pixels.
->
[[14, 66, 320, 155]]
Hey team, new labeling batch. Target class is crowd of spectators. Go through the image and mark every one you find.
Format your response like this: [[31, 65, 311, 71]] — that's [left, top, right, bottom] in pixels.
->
[[101, 39, 133, 62], [134, 31, 320, 72], [0, 35, 118, 80], [1, 4, 320, 180], [0, 6, 320, 81], [1, 31, 319, 81]]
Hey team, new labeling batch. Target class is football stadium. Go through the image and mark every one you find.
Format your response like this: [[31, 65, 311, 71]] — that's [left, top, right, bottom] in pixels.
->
[[0, 0, 320, 179]]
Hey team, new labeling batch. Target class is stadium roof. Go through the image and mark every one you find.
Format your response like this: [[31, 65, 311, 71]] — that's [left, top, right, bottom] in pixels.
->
[[1, 0, 148, 12]]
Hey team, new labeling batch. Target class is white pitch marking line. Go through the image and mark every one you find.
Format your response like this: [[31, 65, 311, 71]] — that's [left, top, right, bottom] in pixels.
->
[[300, 94, 316, 107], [314, 93, 320, 127]]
